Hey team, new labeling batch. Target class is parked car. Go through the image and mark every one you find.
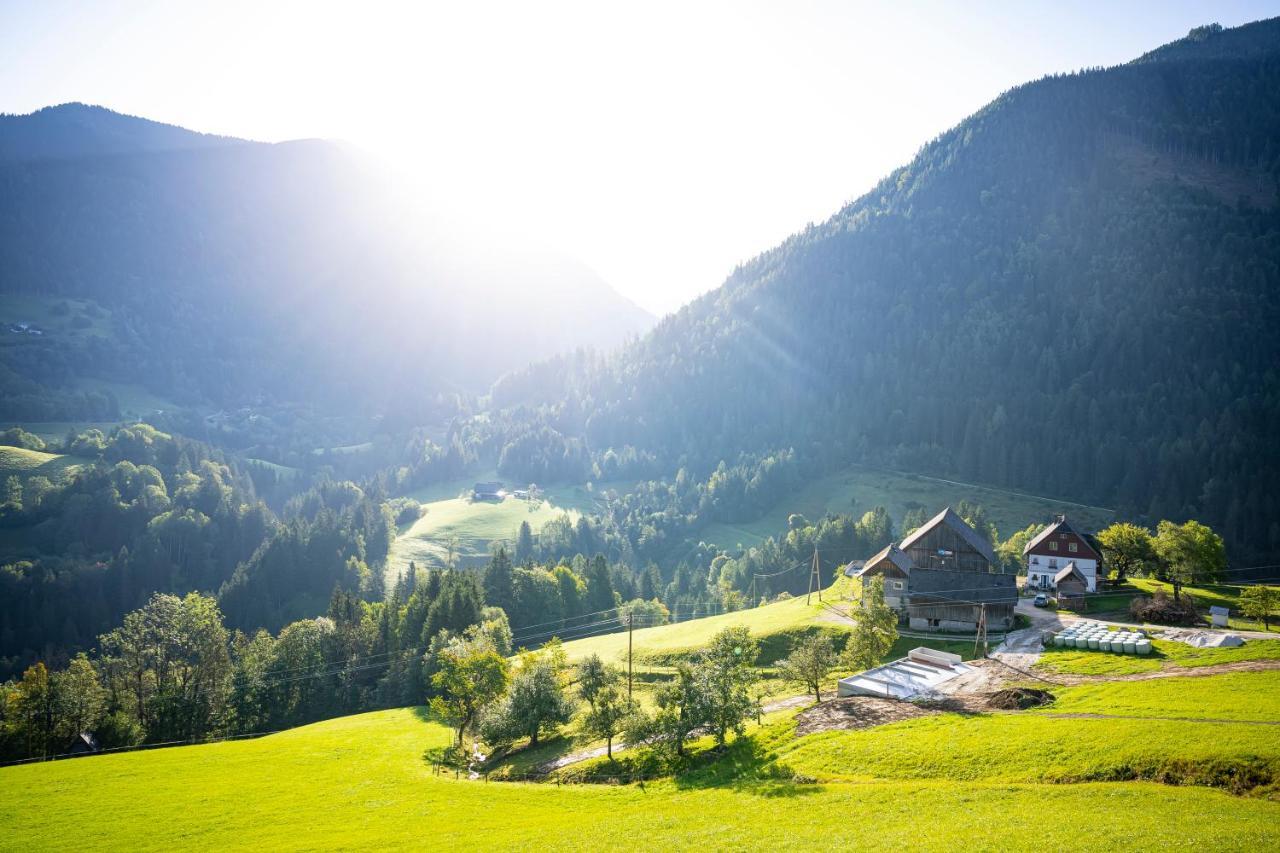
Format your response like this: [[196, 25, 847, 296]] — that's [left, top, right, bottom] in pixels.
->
[[1033, 593, 1049, 608]]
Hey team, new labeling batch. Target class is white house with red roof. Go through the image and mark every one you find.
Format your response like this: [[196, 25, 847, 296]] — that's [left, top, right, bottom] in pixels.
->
[[1023, 515, 1103, 592]]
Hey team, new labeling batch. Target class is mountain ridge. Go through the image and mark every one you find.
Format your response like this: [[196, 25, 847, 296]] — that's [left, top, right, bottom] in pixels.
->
[[486, 17, 1280, 563], [0, 105, 653, 422]]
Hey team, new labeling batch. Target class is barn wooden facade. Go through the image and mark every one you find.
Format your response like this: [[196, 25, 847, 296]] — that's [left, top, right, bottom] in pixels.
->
[[850, 507, 1017, 632]]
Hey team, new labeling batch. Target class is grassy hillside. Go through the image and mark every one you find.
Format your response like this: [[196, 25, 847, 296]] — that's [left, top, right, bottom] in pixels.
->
[[2, 705, 1277, 851], [0, 445, 87, 483], [1038, 637, 1280, 675], [1056, 578, 1280, 633], [388, 495, 583, 575], [553, 586, 846, 664], [388, 476, 621, 578], [771, 671, 1280, 787], [699, 465, 1114, 552], [0, 293, 113, 342]]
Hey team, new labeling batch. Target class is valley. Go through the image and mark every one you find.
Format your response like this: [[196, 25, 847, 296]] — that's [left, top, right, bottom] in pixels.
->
[[2, 12, 1280, 852]]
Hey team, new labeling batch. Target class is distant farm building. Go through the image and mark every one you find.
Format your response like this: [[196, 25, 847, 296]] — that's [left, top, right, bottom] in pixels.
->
[[1024, 516, 1103, 592], [65, 732, 99, 756], [849, 507, 1017, 632], [472, 482, 504, 501]]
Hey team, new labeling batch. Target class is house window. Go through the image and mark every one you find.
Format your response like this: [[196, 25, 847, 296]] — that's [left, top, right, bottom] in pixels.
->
[[1068, 542, 1078, 553], [891, 580, 904, 590], [1031, 557, 1039, 565], [1049, 559, 1057, 569], [1049, 541, 1059, 551], [928, 618, 940, 627]]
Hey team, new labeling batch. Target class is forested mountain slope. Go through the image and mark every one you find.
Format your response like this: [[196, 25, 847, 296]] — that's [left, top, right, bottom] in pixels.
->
[[0, 102, 240, 160], [0, 104, 652, 420], [491, 19, 1280, 563]]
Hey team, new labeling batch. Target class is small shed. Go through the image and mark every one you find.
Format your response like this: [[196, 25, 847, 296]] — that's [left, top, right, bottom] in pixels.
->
[[1054, 563, 1089, 600]]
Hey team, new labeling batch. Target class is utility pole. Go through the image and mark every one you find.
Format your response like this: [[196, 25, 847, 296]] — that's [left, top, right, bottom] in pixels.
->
[[627, 608, 634, 700], [974, 603, 988, 659], [806, 546, 823, 605]]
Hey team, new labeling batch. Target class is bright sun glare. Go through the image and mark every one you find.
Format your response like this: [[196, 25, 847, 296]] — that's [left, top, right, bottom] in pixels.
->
[[2, 0, 1269, 313]]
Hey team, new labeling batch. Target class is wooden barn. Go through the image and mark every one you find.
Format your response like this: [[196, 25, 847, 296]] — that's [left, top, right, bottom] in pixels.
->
[[850, 507, 1017, 632], [1053, 563, 1089, 607]]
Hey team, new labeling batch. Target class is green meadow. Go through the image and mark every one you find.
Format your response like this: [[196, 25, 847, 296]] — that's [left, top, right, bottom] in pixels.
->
[[0, 445, 88, 483], [2, 705, 1277, 852], [1057, 578, 1280, 632], [1037, 637, 1280, 675], [387, 476, 623, 577]]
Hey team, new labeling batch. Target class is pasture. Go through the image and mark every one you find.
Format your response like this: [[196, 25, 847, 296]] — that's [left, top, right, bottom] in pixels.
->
[[1056, 578, 1280, 633], [388, 474, 626, 580], [2, 705, 1277, 851], [0, 445, 88, 483], [1037, 636, 1280, 675]]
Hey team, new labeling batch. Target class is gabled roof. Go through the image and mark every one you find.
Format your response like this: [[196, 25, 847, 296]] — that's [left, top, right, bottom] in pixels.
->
[[852, 543, 914, 577], [1054, 562, 1088, 585], [899, 507, 997, 565], [1024, 516, 1101, 560]]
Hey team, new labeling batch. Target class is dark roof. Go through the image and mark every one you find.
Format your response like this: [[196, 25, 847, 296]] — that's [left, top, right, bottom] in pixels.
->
[[1054, 562, 1088, 586], [1024, 516, 1103, 561], [899, 507, 997, 565], [67, 731, 99, 753], [906, 567, 1018, 605], [853, 544, 914, 578], [473, 481, 503, 492]]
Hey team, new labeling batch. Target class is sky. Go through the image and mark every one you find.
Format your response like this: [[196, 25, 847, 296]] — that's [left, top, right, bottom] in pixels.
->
[[2, 1, 1278, 315]]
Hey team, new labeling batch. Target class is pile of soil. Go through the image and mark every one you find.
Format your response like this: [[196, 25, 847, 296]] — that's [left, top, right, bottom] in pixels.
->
[[794, 697, 935, 736], [986, 687, 1055, 710]]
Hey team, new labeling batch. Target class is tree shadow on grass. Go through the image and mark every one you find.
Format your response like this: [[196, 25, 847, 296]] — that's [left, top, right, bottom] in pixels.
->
[[669, 736, 824, 798]]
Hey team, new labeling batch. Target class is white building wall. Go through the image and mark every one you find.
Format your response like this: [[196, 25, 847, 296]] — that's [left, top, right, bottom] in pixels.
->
[[1026, 555, 1098, 592]]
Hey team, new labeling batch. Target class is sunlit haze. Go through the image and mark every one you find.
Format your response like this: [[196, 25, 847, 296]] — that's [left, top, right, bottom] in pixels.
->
[[2, 0, 1276, 314]]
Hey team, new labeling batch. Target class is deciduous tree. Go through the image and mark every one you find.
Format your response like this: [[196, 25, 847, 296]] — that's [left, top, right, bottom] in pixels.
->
[[776, 633, 838, 702], [1154, 520, 1226, 600], [844, 577, 898, 672], [430, 637, 510, 748], [1097, 523, 1156, 583], [1239, 585, 1279, 631]]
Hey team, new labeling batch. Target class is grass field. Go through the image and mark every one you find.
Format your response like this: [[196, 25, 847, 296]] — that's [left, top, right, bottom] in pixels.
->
[[553, 589, 839, 665], [1058, 578, 1280, 633], [388, 495, 583, 576], [1037, 637, 1280, 675], [1038, 670, 1280, 721], [2, 706, 1277, 851], [698, 464, 1114, 552], [387, 475, 623, 579], [764, 670, 1280, 788], [66, 378, 179, 421], [0, 445, 88, 483], [0, 293, 113, 342]]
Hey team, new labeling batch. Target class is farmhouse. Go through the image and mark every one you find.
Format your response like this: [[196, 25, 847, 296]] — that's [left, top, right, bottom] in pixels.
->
[[472, 482, 504, 500], [1024, 515, 1103, 592], [849, 507, 1017, 632]]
